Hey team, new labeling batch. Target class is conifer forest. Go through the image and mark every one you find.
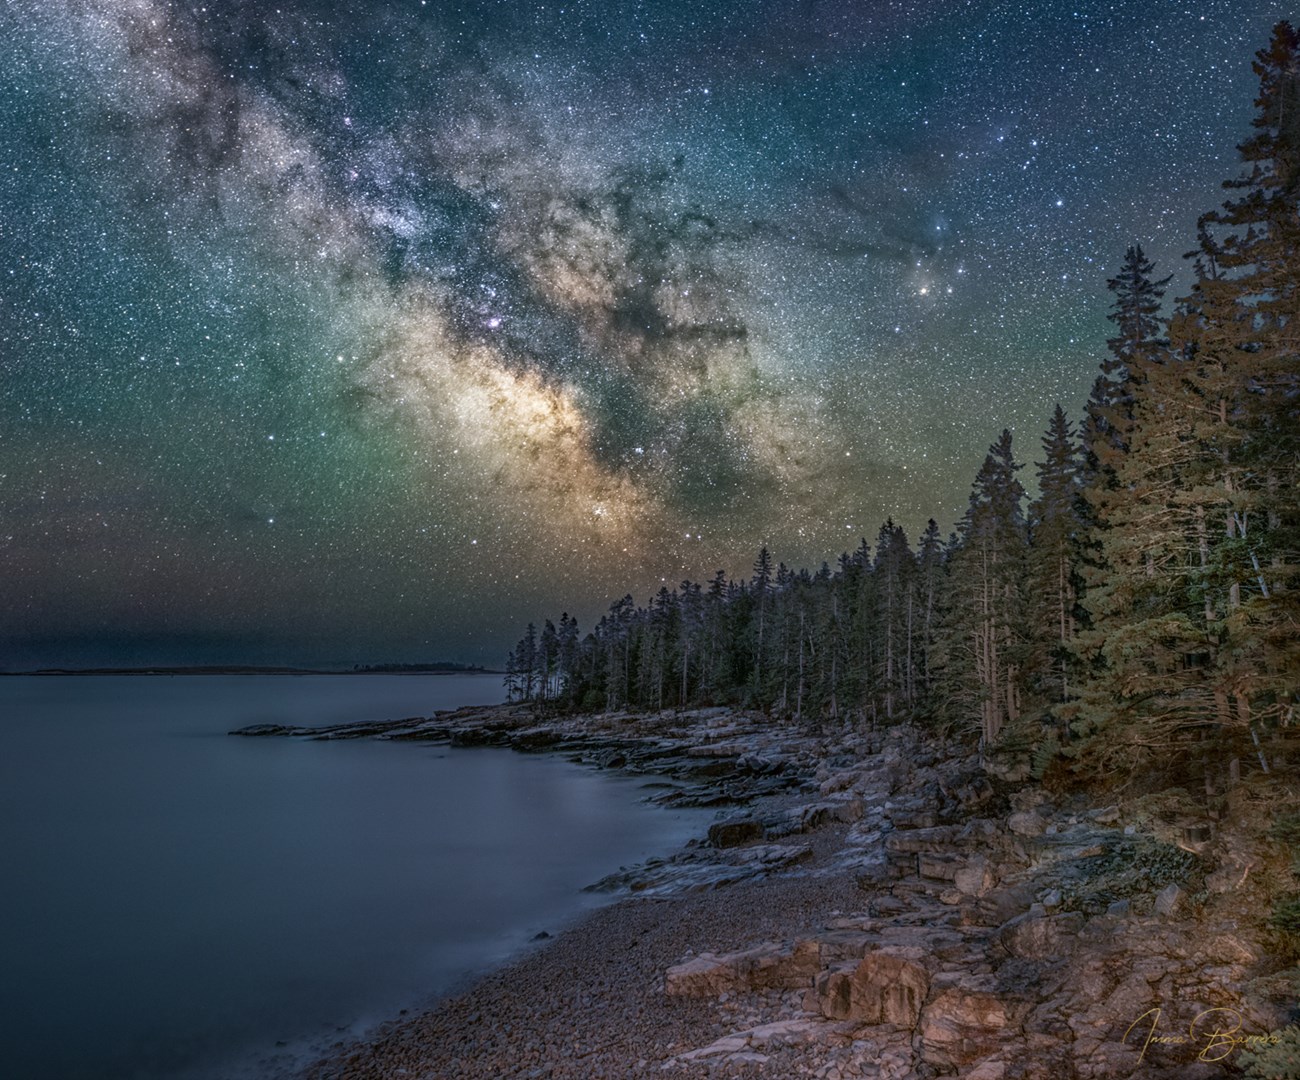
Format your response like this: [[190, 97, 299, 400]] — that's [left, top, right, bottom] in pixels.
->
[[507, 23, 1300, 794]]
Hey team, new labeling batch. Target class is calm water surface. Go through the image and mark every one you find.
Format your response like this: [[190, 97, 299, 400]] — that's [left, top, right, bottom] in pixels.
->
[[0, 675, 707, 1079]]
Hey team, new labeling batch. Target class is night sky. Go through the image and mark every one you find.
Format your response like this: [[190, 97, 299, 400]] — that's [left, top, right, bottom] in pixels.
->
[[1, 0, 1290, 668]]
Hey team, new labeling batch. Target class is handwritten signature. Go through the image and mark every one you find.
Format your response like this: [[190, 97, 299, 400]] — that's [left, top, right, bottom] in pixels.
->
[[1124, 1007, 1280, 1063]]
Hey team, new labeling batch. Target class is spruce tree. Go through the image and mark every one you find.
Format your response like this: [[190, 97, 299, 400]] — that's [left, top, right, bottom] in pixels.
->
[[873, 520, 913, 721], [941, 431, 1029, 746], [1181, 20, 1300, 749], [1028, 405, 1084, 708], [914, 519, 945, 711], [1082, 244, 1171, 482]]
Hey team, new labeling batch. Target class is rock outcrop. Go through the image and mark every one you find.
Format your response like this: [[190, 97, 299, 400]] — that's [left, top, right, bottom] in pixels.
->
[[246, 706, 1293, 1079]]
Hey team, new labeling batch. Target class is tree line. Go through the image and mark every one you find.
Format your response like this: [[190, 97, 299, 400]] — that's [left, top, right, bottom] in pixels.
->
[[505, 23, 1300, 791]]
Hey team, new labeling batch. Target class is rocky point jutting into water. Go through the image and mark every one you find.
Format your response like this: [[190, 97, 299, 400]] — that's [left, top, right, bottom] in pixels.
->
[[233, 705, 1296, 1079]]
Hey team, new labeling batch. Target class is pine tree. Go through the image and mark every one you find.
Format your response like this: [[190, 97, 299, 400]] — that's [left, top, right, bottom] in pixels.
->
[[517, 623, 539, 701], [1083, 245, 1172, 481], [941, 431, 1029, 746], [1028, 405, 1084, 708], [873, 520, 913, 721], [914, 519, 945, 711], [751, 546, 774, 703], [1181, 21, 1300, 749]]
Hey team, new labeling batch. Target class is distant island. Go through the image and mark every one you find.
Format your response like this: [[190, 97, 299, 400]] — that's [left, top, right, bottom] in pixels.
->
[[7, 663, 499, 676]]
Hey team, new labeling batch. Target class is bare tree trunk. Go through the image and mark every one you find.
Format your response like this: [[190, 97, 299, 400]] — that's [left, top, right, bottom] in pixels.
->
[[906, 590, 915, 708], [796, 609, 805, 719]]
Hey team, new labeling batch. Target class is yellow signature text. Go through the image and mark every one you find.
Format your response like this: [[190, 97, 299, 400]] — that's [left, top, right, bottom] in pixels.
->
[[1123, 1007, 1280, 1064]]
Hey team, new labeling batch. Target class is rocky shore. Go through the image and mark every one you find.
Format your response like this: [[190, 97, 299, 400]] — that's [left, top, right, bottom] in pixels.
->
[[233, 707, 1295, 1078]]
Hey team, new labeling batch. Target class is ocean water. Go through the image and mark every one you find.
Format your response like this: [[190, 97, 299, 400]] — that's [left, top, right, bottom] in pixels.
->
[[0, 675, 706, 1079]]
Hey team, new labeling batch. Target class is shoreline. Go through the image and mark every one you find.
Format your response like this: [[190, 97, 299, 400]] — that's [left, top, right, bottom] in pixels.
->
[[236, 706, 1292, 1079]]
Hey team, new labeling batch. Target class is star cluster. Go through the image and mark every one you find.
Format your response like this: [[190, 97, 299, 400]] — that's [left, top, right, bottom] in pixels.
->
[[0, 0, 1288, 665]]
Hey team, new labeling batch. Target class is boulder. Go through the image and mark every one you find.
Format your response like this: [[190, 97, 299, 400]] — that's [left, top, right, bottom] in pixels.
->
[[664, 938, 820, 997], [918, 851, 965, 882], [767, 799, 865, 839], [1008, 811, 1047, 838], [891, 807, 940, 829], [812, 928, 876, 964], [512, 728, 565, 752], [998, 910, 1085, 961], [811, 950, 930, 1029], [708, 819, 764, 848], [973, 883, 1037, 927], [920, 977, 1029, 1068], [954, 856, 996, 897]]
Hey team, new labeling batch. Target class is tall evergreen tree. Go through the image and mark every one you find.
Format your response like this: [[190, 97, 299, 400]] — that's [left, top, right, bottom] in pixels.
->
[[940, 431, 1029, 746], [1181, 20, 1300, 745], [873, 520, 913, 721], [914, 519, 945, 710], [1028, 406, 1084, 707], [1083, 244, 1171, 481]]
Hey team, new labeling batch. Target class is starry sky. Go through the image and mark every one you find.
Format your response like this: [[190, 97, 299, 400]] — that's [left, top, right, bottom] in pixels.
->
[[0, 0, 1290, 668]]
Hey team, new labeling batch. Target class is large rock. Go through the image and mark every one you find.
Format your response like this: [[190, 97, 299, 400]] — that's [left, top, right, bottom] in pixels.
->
[[708, 819, 764, 848], [665, 939, 820, 997], [820, 768, 864, 795], [1008, 811, 1047, 838], [810, 949, 930, 1029], [672, 1018, 840, 1064], [918, 851, 965, 882], [884, 825, 963, 854], [954, 856, 996, 897], [998, 910, 1086, 961], [766, 798, 865, 839], [920, 976, 1029, 1068], [973, 883, 1038, 927], [811, 928, 876, 964]]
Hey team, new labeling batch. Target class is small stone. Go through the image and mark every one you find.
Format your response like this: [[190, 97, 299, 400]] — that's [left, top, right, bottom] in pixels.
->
[[1106, 899, 1130, 917]]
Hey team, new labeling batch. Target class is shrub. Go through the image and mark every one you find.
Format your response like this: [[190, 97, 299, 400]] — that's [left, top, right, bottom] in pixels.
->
[[1239, 1024, 1300, 1080]]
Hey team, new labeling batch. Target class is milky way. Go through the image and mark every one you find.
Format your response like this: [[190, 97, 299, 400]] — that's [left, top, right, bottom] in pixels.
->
[[0, 0, 1289, 666]]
